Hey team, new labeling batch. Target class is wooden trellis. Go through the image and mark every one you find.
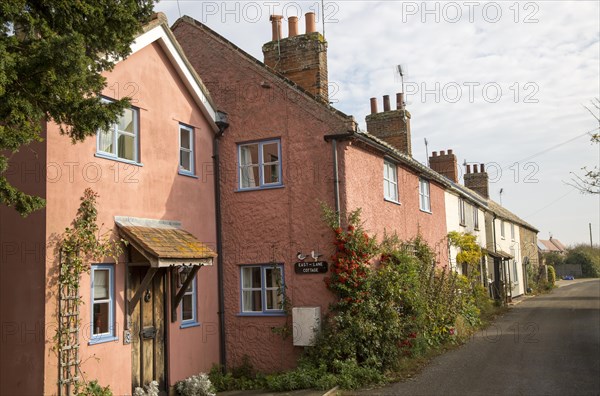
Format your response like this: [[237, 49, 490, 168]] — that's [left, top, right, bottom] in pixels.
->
[[58, 251, 81, 396]]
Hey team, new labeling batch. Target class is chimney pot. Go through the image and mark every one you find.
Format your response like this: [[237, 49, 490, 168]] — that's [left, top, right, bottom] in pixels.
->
[[370, 97, 378, 114], [288, 16, 298, 37], [383, 95, 391, 112], [473, 164, 479, 173], [270, 15, 283, 41], [396, 93, 405, 109], [432, 151, 438, 157], [440, 150, 445, 156], [448, 149, 453, 155], [305, 12, 316, 33], [466, 164, 471, 174], [480, 163, 485, 172]]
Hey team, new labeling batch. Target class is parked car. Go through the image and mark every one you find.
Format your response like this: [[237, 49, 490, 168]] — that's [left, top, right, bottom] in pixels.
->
[[562, 275, 575, 280]]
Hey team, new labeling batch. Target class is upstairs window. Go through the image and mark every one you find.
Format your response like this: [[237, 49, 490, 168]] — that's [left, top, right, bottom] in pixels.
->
[[179, 124, 195, 175], [473, 206, 479, 230], [511, 223, 515, 241], [459, 198, 466, 225], [238, 140, 282, 189], [501, 220, 506, 239], [419, 178, 431, 212], [383, 160, 399, 202], [97, 101, 139, 163]]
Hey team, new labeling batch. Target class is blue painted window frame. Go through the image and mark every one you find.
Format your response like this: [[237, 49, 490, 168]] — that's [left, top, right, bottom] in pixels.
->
[[89, 264, 117, 345], [178, 124, 195, 177], [239, 264, 285, 316], [179, 268, 199, 328], [96, 98, 140, 165], [383, 159, 399, 203], [419, 178, 431, 212], [237, 139, 283, 190]]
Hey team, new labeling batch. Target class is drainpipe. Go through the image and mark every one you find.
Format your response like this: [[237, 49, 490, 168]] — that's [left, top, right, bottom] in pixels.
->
[[332, 138, 341, 225], [214, 111, 229, 370]]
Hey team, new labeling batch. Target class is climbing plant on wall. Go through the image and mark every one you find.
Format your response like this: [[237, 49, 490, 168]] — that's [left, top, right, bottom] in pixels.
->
[[56, 188, 125, 395]]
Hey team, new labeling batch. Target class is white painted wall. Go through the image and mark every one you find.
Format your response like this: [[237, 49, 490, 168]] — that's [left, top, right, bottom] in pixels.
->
[[492, 218, 525, 297], [444, 191, 487, 275]]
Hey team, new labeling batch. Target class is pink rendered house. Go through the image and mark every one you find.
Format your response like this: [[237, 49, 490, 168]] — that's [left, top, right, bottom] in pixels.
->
[[0, 14, 225, 395], [173, 14, 450, 373]]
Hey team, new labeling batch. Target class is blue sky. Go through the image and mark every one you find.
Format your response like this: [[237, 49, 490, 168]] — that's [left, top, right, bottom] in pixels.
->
[[156, 0, 600, 245]]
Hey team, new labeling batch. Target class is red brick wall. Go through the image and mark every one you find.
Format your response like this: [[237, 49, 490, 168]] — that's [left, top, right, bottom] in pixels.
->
[[341, 143, 449, 265], [262, 32, 328, 103], [365, 109, 412, 156]]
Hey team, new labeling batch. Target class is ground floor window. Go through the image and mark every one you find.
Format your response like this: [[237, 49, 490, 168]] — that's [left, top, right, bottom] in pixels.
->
[[90, 264, 116, 344], [179, 267, 198, 327], [240, 264, 284, 314]]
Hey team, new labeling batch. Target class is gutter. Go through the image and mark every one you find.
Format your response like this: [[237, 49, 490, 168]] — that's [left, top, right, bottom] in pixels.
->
[[214, 111, 229, 370]]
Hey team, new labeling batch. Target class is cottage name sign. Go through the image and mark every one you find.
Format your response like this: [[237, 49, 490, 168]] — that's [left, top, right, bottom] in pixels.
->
[[294, 261, 328, 274]]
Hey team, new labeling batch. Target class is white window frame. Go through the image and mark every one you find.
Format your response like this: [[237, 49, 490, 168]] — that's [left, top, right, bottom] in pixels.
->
[[178, 124, 195, 176], [501, 220, 506, 239], [90, 264, 117, 344], [237, 139, 282, 190], [240, 264, 285, 315], [419, 178, 431, 212], [473, 206, 479, 230], [96, 98, 139, 164], [383, 160, 399, 203], [510, 223, 515, 241], [459, 198, 466, 225], [178, 267, 198, 328]]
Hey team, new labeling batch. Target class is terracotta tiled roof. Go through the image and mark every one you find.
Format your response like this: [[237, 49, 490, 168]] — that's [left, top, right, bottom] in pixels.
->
[[538, 238, 567, 253], [115, 217, 216, 267]]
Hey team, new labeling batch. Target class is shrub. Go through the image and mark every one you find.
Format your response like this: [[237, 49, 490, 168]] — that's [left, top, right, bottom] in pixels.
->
[[565, 245, 600, 278], [208, 361, 265, 392], [133, 381, 159, 396], [547, 265, 556, 286], [175, 373, 215, 396], [77, 381, 112, 396]]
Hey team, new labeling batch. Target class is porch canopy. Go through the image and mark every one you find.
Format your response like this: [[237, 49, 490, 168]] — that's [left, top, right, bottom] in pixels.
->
[[115, 216, 217, 321], [115, 216, 216, 267], [483, 248, 513, 260]]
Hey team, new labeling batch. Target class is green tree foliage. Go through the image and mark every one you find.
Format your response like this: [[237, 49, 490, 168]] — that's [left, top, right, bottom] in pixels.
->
[[543, 251, 565, 268], [1, 0, 155, 215], [565, 245, 600, 278], [547, 265, 556, 286]]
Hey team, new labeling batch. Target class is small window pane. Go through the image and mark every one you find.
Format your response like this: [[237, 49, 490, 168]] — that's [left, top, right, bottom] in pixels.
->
[[242, 267, 261, 289], [265, 268, 281, 288], [93, 270, 109, 300], [266, 289, 283, 310], [182, 294, 193, 321], [99, 129, 114, 154], [262, 143, 279, 163], [263, 163, 280, 184], [240, 144, 259, 166], [93, 302, 109, 335], [118, 134, 135, 161], [241, 166, 259, 188], [118, 108, 135, 133], [180, 150, 191, 171], [180, 128, 191, 149], [243, 290, 262, 312]]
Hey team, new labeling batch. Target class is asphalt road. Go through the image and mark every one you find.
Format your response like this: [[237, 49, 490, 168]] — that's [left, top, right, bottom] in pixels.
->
[[351, 279, 600, 396]]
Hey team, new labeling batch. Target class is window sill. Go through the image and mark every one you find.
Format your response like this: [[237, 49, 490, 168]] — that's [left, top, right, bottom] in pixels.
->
[[384, 198, 401, 205], [88, 335, 119, 345], [236, 184, 285, 193], [459, 223, 467, 227], [420, 209, 432, 214], [180, 321, 201, 329], [95, 153, 143, 167], [178, 170, 198, 179], [237, 312, 287, 317]]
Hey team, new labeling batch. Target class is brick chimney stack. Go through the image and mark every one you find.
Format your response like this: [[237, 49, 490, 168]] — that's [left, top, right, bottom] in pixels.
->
[[365, 94, 412, 156], [263, 13, 329, 103], [429, 149, 458, 182], [464, 163, 489, 198]]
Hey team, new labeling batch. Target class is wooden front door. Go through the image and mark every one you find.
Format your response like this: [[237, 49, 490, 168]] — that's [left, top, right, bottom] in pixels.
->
[[129, 266, 166, 392]]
